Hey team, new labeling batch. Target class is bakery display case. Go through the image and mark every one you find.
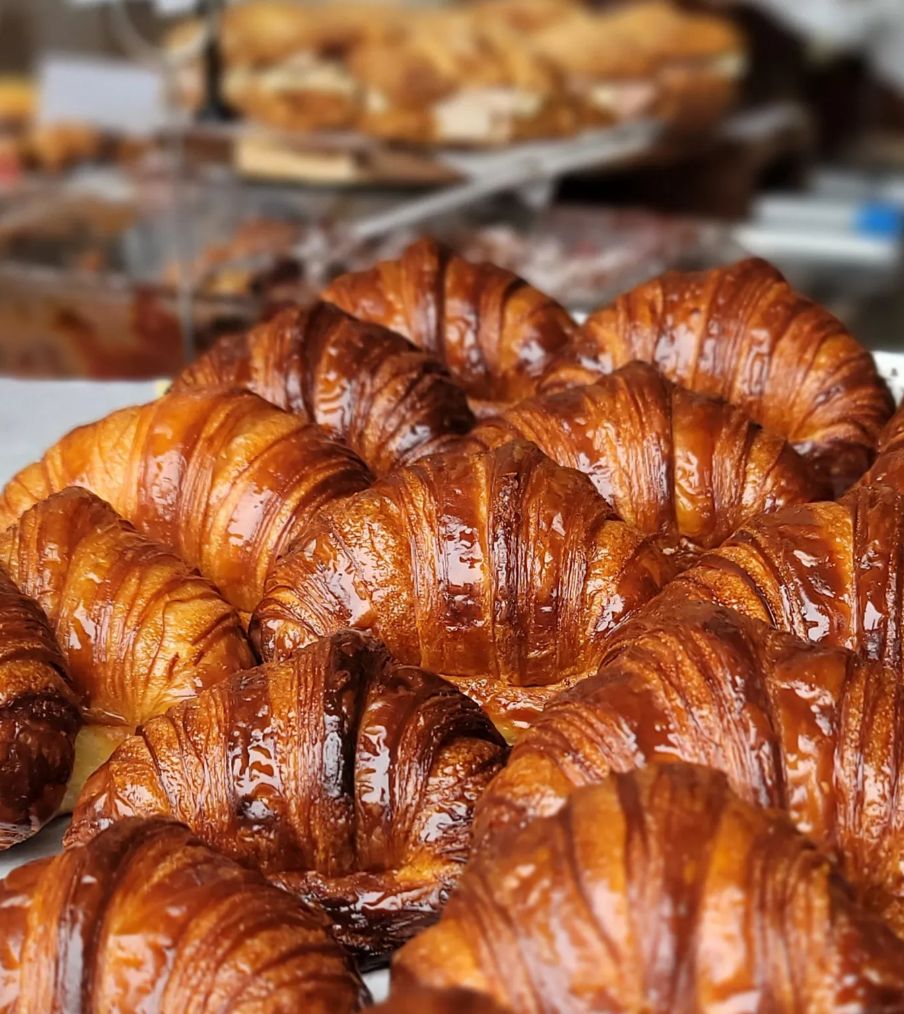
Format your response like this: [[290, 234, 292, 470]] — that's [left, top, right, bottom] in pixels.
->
[[5, 1, 904, 1010], [0, 183, 254, 377], [0, 158, 749, 378]]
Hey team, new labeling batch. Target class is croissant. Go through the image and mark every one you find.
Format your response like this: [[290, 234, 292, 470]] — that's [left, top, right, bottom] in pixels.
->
[[172, 301, 475, 476], [541, 258, 893, 492], [0, 487, 254, 803], [65, 629, 507, 961], [470, 360, 824, 553], [858, 397, 904, 492], [0, 389, 373, 613], [393, 764, 904, 1013], [322, 237, 576, 410], [0, 817, 369, 1012], [651, 483, 904, 676], [252, 441, 672, 740], [476, 598, 904, 932], [0, 566, 78, 848], [373, 985, 507, 1013]]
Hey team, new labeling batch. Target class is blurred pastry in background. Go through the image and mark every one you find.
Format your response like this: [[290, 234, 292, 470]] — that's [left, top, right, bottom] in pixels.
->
[[637, 1, 747, 131], [351, 10, 568, 146], [170, 1, 402, 132], [22, 122, 104, 174], [0, 78, 35, 133], [223, 2, 404, 132], [530, 8, 662, 127], [162, 217, 302, 297], [220, 0, 333, 66], [530, 1, 745, 131], [225, 55, 362, 133], [166, 0, 746, 144], [468, 0, 582, 33]]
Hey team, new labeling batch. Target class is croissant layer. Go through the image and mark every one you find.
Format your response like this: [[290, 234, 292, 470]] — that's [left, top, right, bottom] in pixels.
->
[[394, 764, 904, 1013], [0, 487, 254, 730], [476, 598, 904, 932], [471, 360, 824, 550], [252, 441, 672, 739], [0, 390, 373, 612], [0, 566, 78, 848], [542, 258, 893, 492], [173, 302, 475, 475], [653, 484, 904, 676], [66, 630, 507, 960], [858, 397, 904, 492], [323, 237, 576, 408], [0, 817, 369, 1012]]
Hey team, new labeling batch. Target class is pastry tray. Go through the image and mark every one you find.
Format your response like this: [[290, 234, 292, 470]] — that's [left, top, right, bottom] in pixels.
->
[[2, 350, 904, 1003]]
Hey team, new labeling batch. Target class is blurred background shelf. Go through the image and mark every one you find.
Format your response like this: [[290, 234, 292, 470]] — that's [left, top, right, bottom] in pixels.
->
[[0, 0, 904, 378]]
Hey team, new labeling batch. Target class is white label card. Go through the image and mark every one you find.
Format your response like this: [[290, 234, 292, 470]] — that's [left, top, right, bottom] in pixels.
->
[[37, 54, 166, 134], [68, 0, 196, 11]]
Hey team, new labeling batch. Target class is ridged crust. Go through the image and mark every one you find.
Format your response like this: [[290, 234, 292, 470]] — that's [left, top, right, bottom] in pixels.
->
[[656, 484, 904, 674], [0, 488, 254, 728], [0, 390, 373, 613], [66, 631, 506, 961], [858, 398, 904, 492], [393, 765, 904, 1013], [323, 237, 576, 408], [0, 817, 368, 1012], [476, 599, 904, 932], [471, 360, 824, 552], [543, 258, 893, 493], [173, 302, 475, 476], [0, 566, 78, 849], [252, 441, 672, 740]]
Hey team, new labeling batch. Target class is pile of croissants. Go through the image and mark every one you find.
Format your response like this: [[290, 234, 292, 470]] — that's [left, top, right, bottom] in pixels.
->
[[3, 237, 904, 1012]]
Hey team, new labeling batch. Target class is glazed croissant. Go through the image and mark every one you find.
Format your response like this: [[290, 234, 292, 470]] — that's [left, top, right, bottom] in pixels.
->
[[541, 258, 893, 492], [0, 817, 368, 1012], [655, 483, 904, 674], [476, 598, 904, 933], [66, 629, 507, 960], [172, 302, 475, 476], [374, 985, 507, 1013], [0, 488, 254, 801], [0, 566, 78, 848], [252, 440, 672, 739], [859, 397, 904, 492], [393, 764, 904, 1013], [0, 389, 373, 613], [471, 360, 824, 552], [322, 236, 576, 409]]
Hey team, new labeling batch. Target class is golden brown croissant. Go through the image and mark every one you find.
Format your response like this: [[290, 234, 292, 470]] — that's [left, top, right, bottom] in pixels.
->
[[858, 397, 904, 492], [651, 483, 904, 673], [322, 237, 576, 410], [374, 985, 507, 1014], [65, 629, 507, 961], [252, 441, 672, 740], [0, 389, 373, 613], [172, 302, 475, 476], [0, 566, 78, 848], [476, 598, 904, 932], [0, 488, 254, 800], [541, 258, 893, 492], [0, 817, 369, 1012], [393, 764, 904, 1014], [470, 360, 824, 552]]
